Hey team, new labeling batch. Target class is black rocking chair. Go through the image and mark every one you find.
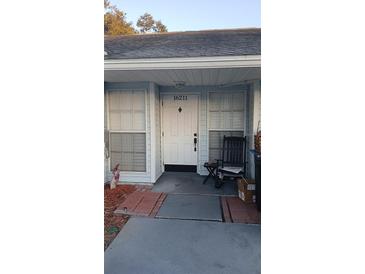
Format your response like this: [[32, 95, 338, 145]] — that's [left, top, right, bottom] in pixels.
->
[[204, 136, 247, 188]]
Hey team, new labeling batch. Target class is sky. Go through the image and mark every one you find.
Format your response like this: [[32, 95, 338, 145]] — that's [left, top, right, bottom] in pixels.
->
[[113, 0, 260, 32]]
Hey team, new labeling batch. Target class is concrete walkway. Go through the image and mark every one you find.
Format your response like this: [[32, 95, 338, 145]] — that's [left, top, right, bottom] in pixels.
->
[[105, 218, 261, 274], [156, 194, 222, 221]]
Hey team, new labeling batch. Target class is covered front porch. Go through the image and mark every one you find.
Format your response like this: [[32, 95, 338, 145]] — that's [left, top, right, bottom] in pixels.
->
[[104, 61, 261, 184]]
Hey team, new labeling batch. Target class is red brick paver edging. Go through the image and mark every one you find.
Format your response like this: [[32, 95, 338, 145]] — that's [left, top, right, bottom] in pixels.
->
[[114, 191, 166, 217], [221, 197, 260, 224]]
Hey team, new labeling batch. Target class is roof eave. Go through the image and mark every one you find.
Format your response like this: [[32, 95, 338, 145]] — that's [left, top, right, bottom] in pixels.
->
[[104, 55, 261, 71]]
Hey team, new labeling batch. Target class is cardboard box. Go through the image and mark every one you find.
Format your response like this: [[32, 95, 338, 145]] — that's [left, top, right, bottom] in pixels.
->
[[237, 178, 256, 203]]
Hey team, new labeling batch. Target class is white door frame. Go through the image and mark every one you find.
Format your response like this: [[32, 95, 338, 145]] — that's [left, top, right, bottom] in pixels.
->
[[160, 91, 200, 173]]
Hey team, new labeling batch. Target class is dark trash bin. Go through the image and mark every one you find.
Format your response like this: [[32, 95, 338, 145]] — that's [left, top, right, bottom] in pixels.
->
[[250, 150, 261, 211]]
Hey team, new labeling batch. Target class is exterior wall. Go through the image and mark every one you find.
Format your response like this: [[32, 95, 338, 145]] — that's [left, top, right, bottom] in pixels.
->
[[154, 85, 163, 180], [149, 82, 163, 182], [104, 81, 258, 183]]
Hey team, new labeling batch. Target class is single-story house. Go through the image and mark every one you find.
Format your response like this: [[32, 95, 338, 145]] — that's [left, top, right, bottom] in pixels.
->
[[104, 28, 261, 184]]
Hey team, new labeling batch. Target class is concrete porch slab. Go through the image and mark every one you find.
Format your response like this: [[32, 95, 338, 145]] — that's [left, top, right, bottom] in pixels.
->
[[105, 217, 261, 274], [152, 172, 237, 195], [156, 194, 222, 221]]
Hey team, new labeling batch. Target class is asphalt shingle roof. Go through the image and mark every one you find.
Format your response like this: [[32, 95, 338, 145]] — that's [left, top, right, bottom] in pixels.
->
[[104, 28, 261, 59]]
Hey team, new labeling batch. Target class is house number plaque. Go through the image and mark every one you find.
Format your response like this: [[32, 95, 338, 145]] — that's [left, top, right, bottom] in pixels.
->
[[174, 95, 187, 101]]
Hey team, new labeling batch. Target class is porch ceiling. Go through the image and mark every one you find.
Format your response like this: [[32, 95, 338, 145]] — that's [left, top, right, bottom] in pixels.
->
[[104, 67, 260, 86]]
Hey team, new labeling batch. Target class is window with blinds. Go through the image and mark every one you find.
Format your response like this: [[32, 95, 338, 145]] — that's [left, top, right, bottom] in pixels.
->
[[109, 90, 146, 131], [208, 92, 245, 161], [108, 90, 146, 172], [110, 133, 146, 172], [209, 92, 245, 130]]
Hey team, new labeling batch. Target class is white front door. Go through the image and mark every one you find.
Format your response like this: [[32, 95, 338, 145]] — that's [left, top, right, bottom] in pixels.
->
[[162, 94, 198, 165]]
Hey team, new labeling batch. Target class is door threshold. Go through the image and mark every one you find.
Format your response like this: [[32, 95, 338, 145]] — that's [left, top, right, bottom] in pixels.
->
[[164, 165, 197, 172]]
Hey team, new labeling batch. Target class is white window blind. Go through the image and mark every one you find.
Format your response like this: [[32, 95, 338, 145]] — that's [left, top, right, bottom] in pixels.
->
[[110, 133, 146, 172], [208, 91, 245, 161], [109, 90, 145, 131], [209, 92, 245, 130]]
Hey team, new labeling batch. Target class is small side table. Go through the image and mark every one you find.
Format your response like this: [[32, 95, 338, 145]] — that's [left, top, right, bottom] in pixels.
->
[[202, 162, 218, 184]]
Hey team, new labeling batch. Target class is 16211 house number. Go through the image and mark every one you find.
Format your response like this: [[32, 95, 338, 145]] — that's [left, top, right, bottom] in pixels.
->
[[174, 95, 187, 101]]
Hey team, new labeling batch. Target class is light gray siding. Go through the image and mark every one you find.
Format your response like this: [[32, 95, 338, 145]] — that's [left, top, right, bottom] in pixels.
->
[[198, 90, 208, 175], [154, 84, 163, 180], [148, 82, 163, 182]]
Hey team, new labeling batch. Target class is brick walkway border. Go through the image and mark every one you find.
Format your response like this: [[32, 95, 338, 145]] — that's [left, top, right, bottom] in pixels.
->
[[114, 191, 167, 217], [114, 190, 260, 224], [222, 197, 260, 224]]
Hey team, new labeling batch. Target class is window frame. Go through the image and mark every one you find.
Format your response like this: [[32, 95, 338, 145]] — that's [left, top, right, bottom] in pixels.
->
[[207, 90, 246, 161], [106, 89, 148, 173]]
